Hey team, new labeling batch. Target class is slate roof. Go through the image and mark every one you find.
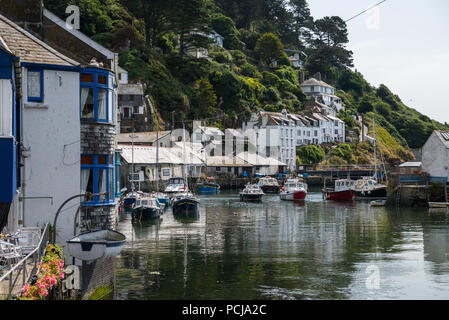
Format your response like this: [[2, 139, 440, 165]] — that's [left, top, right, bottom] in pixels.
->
[[117, 131, 171, 144], [300, 77, 334, 89], [435, 131, 449, 149], [0, 13, 79, 66]]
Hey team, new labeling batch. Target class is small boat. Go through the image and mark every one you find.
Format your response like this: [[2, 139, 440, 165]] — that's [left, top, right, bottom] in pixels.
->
[[354, 177, 387, 200], [280, 178, 307, 201], [132, 195, 163, 221], [197, 177, 220, 194], [153, 192, 170, 208], [172, 192, 200, 215], [164, 177, 189, 196], [258, 176, 280, 194], [428, 202, 449, 208], [67, 229, 126, 261], [239, 184, 264, 202], [123, 191, 141, 208], [370, 199, 386, 207], [323, 179, 356, 201]]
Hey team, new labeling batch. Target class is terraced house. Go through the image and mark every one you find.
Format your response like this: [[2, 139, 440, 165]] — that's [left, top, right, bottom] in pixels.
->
[[0, 1, 122, 265]]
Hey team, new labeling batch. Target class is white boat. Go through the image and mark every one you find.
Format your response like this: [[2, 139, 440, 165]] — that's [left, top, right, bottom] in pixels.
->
[[257, 176, 280, 194], [164, 177, 188, 195], [428, 202, 449, 208], [67, 229, 126, 261], [280, 178, 308, 201], [370, 199, 386, 207], [240, 184, 264, 202]]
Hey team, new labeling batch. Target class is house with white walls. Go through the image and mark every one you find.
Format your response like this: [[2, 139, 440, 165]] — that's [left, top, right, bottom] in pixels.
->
[[0, 13, 82, 247], [421, 131, 449, 183], [300, 74, 344, 115]]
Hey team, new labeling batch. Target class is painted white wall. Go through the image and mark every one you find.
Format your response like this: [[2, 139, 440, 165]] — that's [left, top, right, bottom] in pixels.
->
[[422, 132, 449, 179], [22, 68, 80, 247], [0, 79, 13, 137]]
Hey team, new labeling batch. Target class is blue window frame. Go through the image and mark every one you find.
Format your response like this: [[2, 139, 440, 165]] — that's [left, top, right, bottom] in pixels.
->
[[27, 68, 43, 102], [114, 152, 121, 198], [81, 154, 114, 206], [80, 68, 113, 123]]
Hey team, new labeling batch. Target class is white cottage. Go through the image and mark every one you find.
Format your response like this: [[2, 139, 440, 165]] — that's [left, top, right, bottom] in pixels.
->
[[421, 131, 449, 183]]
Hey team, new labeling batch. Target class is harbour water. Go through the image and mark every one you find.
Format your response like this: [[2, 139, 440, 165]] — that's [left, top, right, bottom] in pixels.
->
[[115, 188, 449, 300]]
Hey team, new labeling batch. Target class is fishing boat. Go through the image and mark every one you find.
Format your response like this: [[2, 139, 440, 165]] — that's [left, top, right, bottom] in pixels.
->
[[172, 122, 200, 215], [280, 178, 307, 201], [370, 199, 386, 207], [355, 116, 388, 200], [172, 192, 200, 214], [239, 184, 264, 202], [132, 195, 163, 221], [164, 177, 189, 196], [122, 191, 141, 208], [323, 179, 356, 201], [258, 176, 280, 194], [354, 177, 387, 200], [67, 229, 126, 261], [197, 177, 221, 194], [154, 192, 170, 208]]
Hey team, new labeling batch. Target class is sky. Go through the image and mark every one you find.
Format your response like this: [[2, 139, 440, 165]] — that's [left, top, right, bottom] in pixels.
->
[[307, 0, 449, 124]]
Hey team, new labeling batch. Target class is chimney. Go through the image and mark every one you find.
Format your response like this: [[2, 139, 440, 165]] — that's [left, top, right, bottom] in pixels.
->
[[313, 72, 322, 81], [300, 71, 305, 84], [0, 0, 44, 38]]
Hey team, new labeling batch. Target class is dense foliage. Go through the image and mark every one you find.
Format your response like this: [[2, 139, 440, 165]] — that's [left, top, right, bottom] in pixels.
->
[[44, 0, 449, 161]]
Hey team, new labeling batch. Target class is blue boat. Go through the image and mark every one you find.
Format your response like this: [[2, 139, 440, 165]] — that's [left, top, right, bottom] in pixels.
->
[[132, 196, 162, 221], [197, 177, 220, 194], [123, 191, 140, 208], [172, 192, 200, 215]]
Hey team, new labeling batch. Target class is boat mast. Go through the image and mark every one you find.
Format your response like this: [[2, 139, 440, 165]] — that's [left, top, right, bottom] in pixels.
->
[[130, 127, 136, 193], [182, 122, 188, 191], [156, 118, 159, 192], [373, 116, 377, 181]]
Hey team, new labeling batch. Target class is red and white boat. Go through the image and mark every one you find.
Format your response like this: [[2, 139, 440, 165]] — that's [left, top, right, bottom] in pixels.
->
[[280, 178, 308, 201], [323, 179, 356, 201]]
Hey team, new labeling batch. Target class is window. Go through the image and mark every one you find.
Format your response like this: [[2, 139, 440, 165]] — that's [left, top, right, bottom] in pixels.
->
[[314, 130, 317, 137], [335, 129, 338, 134], [81, 154, 114, 205], [162, 169, 170, 176], [298, 130, 301, 136], [81, 70, 113, 122], [27, 69, 43, 102]]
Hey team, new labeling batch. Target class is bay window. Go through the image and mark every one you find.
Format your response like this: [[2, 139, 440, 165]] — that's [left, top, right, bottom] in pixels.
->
[[81, 154, 114, 205], [80, 69, 113, 122]]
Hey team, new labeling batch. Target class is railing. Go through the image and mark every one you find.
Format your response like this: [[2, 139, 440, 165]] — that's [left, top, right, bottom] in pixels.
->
[[0, 223, 49, 300]]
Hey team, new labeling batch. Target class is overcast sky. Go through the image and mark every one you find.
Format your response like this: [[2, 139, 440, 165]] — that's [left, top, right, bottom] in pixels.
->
[[307, 0, 449, 124]]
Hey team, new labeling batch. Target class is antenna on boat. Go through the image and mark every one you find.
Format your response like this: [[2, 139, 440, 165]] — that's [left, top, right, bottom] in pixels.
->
[[373, 116, 377, 182], [182, 122, 188, 192]]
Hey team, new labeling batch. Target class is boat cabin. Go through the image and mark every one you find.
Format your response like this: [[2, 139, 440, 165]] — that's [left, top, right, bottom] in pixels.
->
[[335, 179, 356, 192]]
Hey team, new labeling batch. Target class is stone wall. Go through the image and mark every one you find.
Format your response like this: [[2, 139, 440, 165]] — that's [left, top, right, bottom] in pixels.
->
[[80, 205, 118, 232], [81, 123, 116, 155]]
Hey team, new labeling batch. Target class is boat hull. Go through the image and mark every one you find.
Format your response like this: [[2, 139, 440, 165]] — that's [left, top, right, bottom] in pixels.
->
[[324, 189, 355, 201], [132, 207, 162, 220], [198, 184, 220, 194], [123, 197, 136, 208], [240, 194, 263, 202], [172, 198, 200, 214], [280, 190, 307, 201], [355, 187, 387, 200], [67, 229, 126, 261], [261, 185, 280, 194]]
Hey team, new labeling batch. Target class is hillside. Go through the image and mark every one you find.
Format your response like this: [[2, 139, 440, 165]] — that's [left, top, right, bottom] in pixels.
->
[[44, 0, 449, 165]]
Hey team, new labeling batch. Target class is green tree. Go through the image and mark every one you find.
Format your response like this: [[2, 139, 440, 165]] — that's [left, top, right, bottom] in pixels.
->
[[296, 145, 325, 164], [254, 33, 284, 66], [195, 77, 217, 118]]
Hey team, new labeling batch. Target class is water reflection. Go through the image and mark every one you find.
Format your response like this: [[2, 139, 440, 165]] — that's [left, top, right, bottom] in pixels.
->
[[115, 190, 449, 300]]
